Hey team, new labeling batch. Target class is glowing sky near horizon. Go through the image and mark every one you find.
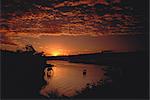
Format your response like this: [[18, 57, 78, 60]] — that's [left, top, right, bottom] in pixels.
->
[[0, 0, 148, 55]]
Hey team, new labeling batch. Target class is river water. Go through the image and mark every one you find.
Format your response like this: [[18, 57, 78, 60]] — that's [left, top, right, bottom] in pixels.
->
[[40, 60, 106, 97]]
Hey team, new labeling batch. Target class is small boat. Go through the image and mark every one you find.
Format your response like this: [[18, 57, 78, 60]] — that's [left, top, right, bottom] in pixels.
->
[[83, 69, 87, 75]]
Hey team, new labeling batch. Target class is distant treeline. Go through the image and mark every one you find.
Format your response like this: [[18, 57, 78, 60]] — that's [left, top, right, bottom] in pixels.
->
[[46, 51, 148, 66]]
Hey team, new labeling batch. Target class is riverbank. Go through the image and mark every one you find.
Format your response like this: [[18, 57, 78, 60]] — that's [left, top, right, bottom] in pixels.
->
[[46, 58, 149, 99], [2, 50, 148, 99], [46, 51, 149, 98]]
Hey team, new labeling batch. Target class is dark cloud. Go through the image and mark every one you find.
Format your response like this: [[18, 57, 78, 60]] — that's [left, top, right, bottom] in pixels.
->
[[0, 0, 148, 38]]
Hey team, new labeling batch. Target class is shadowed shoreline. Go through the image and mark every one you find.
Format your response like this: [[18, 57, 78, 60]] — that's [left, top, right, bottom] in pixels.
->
[[1, 49, 47, 99]]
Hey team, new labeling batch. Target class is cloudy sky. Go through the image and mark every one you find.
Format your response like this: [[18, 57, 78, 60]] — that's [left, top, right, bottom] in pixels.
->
[[0, 0, 148, 55]]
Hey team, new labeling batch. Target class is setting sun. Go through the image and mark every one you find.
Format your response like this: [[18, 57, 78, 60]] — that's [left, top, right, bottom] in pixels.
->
[[52, 51, 60, 56], [48, 48, 70, 56]]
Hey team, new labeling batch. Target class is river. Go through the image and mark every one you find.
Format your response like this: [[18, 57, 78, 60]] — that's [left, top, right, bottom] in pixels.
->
[[40, 60, 107, 97]]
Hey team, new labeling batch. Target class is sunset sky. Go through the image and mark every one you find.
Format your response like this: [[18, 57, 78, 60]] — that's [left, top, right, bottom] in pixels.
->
[[0, 0, 148, 56]]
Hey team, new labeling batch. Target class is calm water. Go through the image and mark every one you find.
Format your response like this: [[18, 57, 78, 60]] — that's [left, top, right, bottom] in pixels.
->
[[40, 60, 106, 97]]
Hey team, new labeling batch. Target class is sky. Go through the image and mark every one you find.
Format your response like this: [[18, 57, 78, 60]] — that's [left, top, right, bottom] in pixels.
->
[[0, 0, 149, 56]]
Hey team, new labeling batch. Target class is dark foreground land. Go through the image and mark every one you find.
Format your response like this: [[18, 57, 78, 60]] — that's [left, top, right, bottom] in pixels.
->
[[1, 50, 46, 99]]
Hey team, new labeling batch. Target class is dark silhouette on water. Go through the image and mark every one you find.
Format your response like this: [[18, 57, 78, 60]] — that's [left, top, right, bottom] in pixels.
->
[[43, 67, 54, 81], [47, 67, 54, 78], [83, 69, 87, 76], [47, 67, 53, 71]]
